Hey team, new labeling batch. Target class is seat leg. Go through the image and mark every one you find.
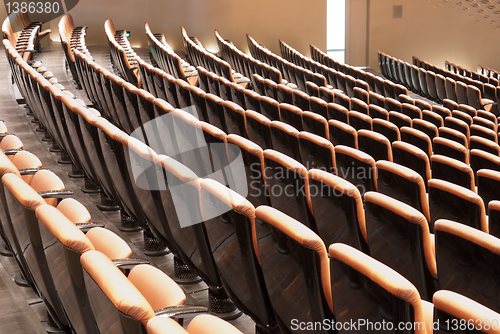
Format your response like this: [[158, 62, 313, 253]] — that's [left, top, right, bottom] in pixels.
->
[[14, 272, 30, 287], [119, 211, 142, 232], [41, 130, 52, 140], [41, 312, 66, 334], [49, 141, 61, 153], [173, 256, 202, 284], [81, 176, 101, 194], [68, 163, 85, 178], [57, 151, 73, 165], [142, 228, 169, 256], [0, 241, 12, 257], [208, 286, 242, 320], [96, 191, 120, 211]]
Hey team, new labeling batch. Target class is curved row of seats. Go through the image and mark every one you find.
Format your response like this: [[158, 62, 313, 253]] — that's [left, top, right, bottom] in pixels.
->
[[59, 19, 500, 330], [247, 34, 328, 92], [446, 60, 498, 85], [104, 18, 141, 86], [1, 12, 50, 61], [214, 29, 283, 85], [58, 13, 90, 87], [134, 40, 500, 207], [478, 63, 500, 80], [145, 22, 198, 86], [0, 120, 244, 334], [379, 51, 496, 113], [181, 26, 250, 87], [17, 15, 500, 334], [414, 56, 497, 112]]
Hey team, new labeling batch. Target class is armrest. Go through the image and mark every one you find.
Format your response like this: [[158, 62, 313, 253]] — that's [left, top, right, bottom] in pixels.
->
[[112, 258, 151, 270], [3, 149, 25, 156], [18, 168, 47, 175], [153, 305, 208, 319], [481, 99, 496, 106], [76, 222, 106, 233], [17, 49, 36, 54], [38, 190, 74, 199]]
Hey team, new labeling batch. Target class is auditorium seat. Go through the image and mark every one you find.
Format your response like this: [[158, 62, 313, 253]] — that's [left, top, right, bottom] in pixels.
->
[[364, 192, 435, 300], [329, 243, 433, 334], [471, 124, 498, 143], [389, 111, 412, 129], [438, 127, 468, 149], [254, 206, 334, 334], [392, 141, 431, 188], [245, 110, 273, 150], [470, 136, 500, 156], [432, 290, 500, 334], [205, 93, 227, 133], [372, 119, 400, 143], [269, 121, 301, 162], [263, 150, 314, 228], [369, 91, 385, 107], [413, 119, 438, 141], [444, 96, 458, 113], [334, 145, 377, 195], [477, 169, 500, 211], [415, 99, 432, 113], [451, 110, 473, 127], [470, 149, 500, 176], [432, 105, 452, 121], [327, 103, 349, 123], [422, 110, 444, 128], [434, 219, 500, 313], [199, 179, 278, 334], [353, 87, 369, 104], [81, 250, 201, 334], [276, 83, 293, 104], [428, 179, 487, 232], [369, 105, 389, 121], [430, 155, 475, 192], [226, 134, 269, 208], [445, 117, 470, 142], [298, 132, 336, 172], [222, 101, 247, 138], [328, 120, 357, 148], [357, 130, 392, 161], [402, 103, 422, 119], [432, 137, 469, 164], [302, 111, 329, 140], [385, 97, 402, 113], [309, 96, 328, 119], [489, 201, 500, 240], [458, 104, 477, 118], [292, 90, 310, 112], [243, 90, 261, 113], [279, 103, 303, 131], [349, 111, 372, 131], [259, 96, 280, 121], [351, 97, 369, 115], [319, 86, 335, 103], [334, 92, 351, 110], [473, 116, 497, 133], [401, 127, 433, 158], [456, 81, 468, 105]]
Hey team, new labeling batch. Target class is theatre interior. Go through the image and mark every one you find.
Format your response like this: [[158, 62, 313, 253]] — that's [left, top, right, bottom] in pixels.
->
[[2, 0, 500, 333]]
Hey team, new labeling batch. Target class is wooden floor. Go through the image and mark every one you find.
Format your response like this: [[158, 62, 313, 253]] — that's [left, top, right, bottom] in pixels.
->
[[0, 42, 255, 334]]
